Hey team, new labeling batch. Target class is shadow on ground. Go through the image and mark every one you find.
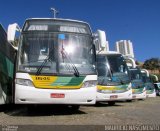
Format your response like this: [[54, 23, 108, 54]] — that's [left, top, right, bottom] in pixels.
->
[[2, 104, 86, 117], [88, 102, 124, 107]]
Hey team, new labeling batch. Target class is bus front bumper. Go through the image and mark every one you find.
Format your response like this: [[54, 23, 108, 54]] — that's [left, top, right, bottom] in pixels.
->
[[146, 92, 156, 98], [96, 89, 132, 102], [15, 84, 96, 105], [132, 92, 146, 99]]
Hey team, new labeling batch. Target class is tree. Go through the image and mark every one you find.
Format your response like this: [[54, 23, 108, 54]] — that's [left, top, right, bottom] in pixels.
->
[[143, 58, 160, 71]]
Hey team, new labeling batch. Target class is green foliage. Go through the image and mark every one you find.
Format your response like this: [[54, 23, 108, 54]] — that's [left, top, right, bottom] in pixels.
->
[[143, 58, 160, 70], [150, 74, 160, 83]]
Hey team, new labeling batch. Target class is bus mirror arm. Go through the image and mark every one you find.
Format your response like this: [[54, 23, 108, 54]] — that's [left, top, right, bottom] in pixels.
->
[[93, 30, 107, 51]]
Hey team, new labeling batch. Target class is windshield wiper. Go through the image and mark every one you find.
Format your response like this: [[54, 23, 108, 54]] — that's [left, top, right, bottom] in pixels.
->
[[36, 58, 50, 76], [61, 47, 79, 77], [36, 48, 80, 77], [100, 77, 112, 86], [36, 48, 54, 76], [106, 61, 113, 79]]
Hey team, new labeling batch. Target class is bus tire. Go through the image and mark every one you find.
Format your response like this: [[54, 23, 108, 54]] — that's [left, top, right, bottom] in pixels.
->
[[95, 101, 101, 106], [27, 104, 37, 112], [69, 105, 80, 111], [108, 101, 115, 106], [126, 100, 132, 102]]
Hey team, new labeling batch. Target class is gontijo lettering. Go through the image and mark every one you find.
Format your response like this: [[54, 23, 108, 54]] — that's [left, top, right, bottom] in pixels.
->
[[35, 76, 50, 80]]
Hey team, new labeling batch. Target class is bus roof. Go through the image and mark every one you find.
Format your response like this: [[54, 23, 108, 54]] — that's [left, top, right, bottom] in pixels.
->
[[22, 18, 92, 33], [25, 18, 90, 25]]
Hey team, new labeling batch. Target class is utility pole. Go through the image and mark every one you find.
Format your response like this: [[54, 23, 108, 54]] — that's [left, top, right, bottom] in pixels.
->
[[50, 8, 59, 18]]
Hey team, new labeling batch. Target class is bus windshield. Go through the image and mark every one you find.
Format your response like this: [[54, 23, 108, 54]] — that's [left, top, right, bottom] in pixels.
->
[[107, 54, 130, 85], [129, 68, 144, 89], [97, 55, 112, 85], [129, 68, 142, 80], [145, 82, 155, 90], [141, 72, 152, 83], [17, 20, 96, 75], [97, 54, 130, 86]]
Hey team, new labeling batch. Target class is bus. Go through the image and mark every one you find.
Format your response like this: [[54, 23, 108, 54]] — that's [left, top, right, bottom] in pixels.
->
[[129, 67, 146, 100], [141, 69, 156, 98], [154, 82, 160, 96], [7, 18, 98, 110], [96, 51, 132, 105], [124, 57, 146, 100], [0, 24, 16, 104]]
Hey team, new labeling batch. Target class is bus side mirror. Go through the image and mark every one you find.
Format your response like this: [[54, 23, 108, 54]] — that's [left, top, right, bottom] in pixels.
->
[[141, 69, 150, 77], [7, 23, 21, 42], [96, 30, 106, 49]]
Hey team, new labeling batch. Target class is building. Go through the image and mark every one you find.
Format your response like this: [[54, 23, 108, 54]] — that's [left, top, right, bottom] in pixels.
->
[[115, 40, 134, 58]]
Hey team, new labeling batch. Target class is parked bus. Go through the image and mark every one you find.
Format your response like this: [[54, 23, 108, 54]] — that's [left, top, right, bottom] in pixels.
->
[[124, 57, 146, 100], [0, 24, 16, 104], [94, 31, 132, 105], [141, 69, 156, 98], [96, 51, 132, 105], [129, 67, 146, 100], [154, 82, 160, 96], [7, 18, 98, 110]]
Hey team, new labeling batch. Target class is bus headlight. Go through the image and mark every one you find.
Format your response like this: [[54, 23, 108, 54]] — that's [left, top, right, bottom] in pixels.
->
[[15, 78, 34, 87], [143, 87, 146, 92], [126, 86, 132, 91], [81, 80, 97, 88]]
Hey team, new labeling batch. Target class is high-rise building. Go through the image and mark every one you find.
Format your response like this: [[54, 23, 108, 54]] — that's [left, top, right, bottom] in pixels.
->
[[115, 40, 134, 58]]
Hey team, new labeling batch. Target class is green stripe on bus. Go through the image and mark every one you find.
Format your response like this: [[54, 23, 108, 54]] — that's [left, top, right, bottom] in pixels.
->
[[0, 51, 14, 78], [50, 76, 85, 86]]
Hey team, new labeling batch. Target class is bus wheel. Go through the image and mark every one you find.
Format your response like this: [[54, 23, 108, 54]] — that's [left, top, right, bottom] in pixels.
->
[[69, 105, 80, 111], [126, 100, 132, 102], [95, 101, 101, 106], [27, 104, 37, 112], [139, 99, 145, 101], [108, 101, 115, 106]]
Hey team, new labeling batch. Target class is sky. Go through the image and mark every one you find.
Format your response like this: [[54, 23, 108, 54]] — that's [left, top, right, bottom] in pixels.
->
[[0, 0, 160, 62]]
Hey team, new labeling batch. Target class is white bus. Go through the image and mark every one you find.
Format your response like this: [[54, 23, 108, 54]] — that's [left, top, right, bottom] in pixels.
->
[[124, 57, 146, 100], [154, 82, 160, 96], [94, 31, 132, 105], [96, 51, 132, 105], [7, 18, 98, 110], [129, 67, 146, 100], [141, 69, 156, 98]]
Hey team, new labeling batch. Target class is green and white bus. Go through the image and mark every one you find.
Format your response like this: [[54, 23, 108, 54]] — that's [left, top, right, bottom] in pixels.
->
[[7, 18, 98, 110], [0, 24, 16, 104], [129, 67, 146, 100], [124, 57, 146, 100], [96, 51, 132, 105], [141, 69, 156, 98], [95, 30, 132, 105]]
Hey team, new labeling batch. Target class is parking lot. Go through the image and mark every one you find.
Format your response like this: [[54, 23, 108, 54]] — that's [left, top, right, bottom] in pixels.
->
[[0, 97, 160, 130]]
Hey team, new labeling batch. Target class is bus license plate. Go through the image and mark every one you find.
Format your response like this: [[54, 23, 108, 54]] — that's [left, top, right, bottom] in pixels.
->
[[110, 95, 118, 99], [133, 96, 136, 99], [51, 93, 65, 98]]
